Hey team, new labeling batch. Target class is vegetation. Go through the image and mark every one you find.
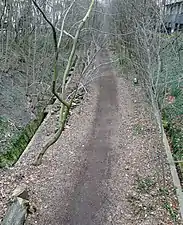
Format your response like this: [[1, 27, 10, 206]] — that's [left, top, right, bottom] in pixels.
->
[[108, 0, 183, 181], [0, 0, 182, 193], [0, 0, 103, 166], [159, 34, 183, 175], [0, 0, 183, 223], [0, 112, 45, 167]]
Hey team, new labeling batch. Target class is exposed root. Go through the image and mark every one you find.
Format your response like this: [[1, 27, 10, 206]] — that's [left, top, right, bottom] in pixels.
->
[[33, 107, 69, 166], [33, 127, 64, 166]]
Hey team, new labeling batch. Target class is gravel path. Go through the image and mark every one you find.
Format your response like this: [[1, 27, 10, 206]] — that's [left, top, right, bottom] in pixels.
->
[[0, 50, 181, 224]]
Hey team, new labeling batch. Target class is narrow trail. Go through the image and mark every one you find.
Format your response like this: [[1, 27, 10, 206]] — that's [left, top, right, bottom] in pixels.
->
[[26, 50, 176, 224], [0, 50, 180, 224], [64, 51, 118, 224]]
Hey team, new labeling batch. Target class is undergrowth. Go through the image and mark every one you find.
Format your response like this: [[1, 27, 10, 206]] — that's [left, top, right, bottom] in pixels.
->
[[162, 84, 183, 174], [0, 112, 45, 167], [160, 33, 183, 176], [112, 33, 183, 178]]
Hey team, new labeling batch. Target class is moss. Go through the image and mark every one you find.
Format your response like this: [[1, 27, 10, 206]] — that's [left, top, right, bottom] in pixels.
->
[[0, 112, 45, 168]]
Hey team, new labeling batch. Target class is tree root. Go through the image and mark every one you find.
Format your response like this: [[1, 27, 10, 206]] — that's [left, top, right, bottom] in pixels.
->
[[33, 107, 69, 166]]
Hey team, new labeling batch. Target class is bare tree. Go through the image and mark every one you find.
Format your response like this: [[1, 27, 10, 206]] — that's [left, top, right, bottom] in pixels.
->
[[108, 0, 183, 217], [0, 0, 109, 167], [31, 0, 96, 165]]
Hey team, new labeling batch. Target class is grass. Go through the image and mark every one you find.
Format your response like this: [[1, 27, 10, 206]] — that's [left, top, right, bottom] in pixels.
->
[[135, 177, 179, 222], [128, 176, 179, 222], [136, 176, 155, 193], [159, 187, 179, 222]]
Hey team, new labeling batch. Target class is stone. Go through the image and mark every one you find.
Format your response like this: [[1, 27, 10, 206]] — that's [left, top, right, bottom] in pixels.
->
[[2, 197, 29, 225], [133, 77, 138, 84], [12, 185, 29, 200]]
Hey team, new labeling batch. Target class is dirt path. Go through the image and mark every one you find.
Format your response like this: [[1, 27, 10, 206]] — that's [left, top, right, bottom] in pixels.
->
[[0, 50, 181, 224], [62, 51, 118, 224]]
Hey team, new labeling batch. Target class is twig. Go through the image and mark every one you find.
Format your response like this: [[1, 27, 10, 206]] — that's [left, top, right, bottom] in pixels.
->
[[63, 30, 74, 39], [57, 0, 76, 48]]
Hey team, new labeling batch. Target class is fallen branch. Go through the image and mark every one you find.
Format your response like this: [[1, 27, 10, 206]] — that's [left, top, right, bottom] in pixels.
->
[[34, 107, 69, 166]]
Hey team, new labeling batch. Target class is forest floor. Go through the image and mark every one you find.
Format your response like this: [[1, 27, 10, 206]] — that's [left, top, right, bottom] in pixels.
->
[[0, 50, 182, 224]]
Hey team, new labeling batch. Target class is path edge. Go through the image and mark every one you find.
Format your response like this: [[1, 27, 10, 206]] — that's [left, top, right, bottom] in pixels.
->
[[162, 127, 183, 219], [108, 49, 183, 220]]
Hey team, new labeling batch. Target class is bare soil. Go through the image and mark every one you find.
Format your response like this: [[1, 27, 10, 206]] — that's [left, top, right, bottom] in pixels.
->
[[0, 50, 182, 224]]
